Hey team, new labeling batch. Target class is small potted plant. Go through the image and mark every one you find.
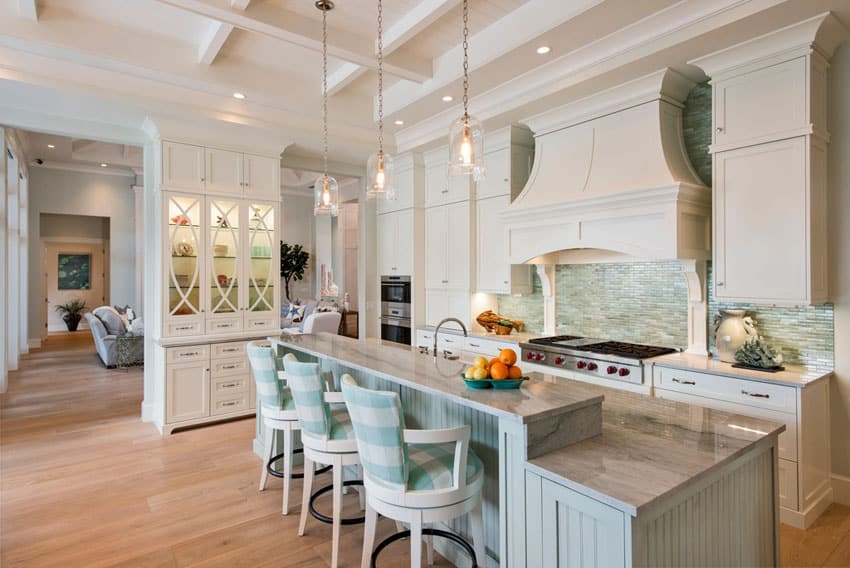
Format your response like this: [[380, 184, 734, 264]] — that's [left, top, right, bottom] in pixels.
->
[[55, 298, 88, 332]]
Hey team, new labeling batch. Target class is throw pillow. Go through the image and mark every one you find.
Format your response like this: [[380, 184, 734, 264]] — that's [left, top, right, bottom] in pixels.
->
[[287, 304, 306, 323], [93, 306, 128, 335]]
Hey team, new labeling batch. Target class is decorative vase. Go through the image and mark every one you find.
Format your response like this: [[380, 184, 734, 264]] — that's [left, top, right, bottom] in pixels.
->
[[63, 313, 82, 332], [713, 309, 757, 363]]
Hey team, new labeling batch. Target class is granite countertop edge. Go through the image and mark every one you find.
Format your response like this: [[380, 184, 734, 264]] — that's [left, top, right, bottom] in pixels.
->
[[649, 352, 833, 388]]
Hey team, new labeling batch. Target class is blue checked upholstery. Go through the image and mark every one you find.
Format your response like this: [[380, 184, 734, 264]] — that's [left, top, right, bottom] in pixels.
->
[[341, 376, 483, 492], [284, 358, 354, 442], [247, 341, 294, 412]]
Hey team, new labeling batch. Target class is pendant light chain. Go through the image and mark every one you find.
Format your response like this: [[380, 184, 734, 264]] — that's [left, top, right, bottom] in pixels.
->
[[462, 0, 469, 118], [322, 5, 329, 177], [377, 0, 384, 155]]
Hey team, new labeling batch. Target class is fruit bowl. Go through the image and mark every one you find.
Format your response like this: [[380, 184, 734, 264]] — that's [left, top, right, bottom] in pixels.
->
[[460, 374, 529, 390], [462, 376, 493, 389]]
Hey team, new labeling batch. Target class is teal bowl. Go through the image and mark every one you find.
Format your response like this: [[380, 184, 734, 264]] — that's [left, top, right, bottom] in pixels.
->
[[462, 376, 493, 389], [491, 377, 529, 390]]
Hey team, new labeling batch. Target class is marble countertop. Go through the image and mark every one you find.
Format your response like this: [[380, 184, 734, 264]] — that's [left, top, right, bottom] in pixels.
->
[[269, 333, 602, 424], [416, 326, 544, 345], [649, 352, 832, 388], [526, 378, 785, 516]]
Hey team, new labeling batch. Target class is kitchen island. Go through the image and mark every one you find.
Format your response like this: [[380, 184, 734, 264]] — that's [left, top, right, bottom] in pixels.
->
[[268, 333, 785, 567]]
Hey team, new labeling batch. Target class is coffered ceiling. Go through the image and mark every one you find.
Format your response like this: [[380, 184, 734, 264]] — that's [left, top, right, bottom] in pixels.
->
[[0, 0, 848, 165]]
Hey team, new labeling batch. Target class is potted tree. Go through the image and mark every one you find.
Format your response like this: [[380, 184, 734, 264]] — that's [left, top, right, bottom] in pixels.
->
[[280, 242, 309, 302], [54, 298, 88, 332]]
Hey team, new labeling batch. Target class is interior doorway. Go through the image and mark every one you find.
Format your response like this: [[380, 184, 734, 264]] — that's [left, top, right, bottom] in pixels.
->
[[40, 214, 109, 337]]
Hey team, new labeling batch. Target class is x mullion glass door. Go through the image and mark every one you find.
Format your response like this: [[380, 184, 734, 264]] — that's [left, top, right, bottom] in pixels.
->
[[206, 198, 242, 333], [164, 192, 204, 336], [244, 201, 278, 331]]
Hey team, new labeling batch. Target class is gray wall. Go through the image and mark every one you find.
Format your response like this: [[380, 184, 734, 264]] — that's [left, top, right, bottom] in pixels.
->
[[40, 213, 109, 239], [280, 192, 315, 303], [27, 168, 135, 340]]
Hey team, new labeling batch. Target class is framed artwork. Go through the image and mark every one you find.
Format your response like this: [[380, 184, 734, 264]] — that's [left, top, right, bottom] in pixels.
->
[[58, 254, 92, 290]]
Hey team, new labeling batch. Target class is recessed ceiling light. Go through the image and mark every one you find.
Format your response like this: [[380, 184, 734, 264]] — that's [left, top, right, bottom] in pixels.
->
[[233, 92, 246, 100], [394, 120, 404, 126], [47, 144, 55, 149], [536, 46, 551, 55], [441, 95, 453, 102], [100, 163, 108, 168]]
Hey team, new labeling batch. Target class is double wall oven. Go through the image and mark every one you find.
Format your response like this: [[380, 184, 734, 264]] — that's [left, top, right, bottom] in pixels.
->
[[380, 275, 411, 345]]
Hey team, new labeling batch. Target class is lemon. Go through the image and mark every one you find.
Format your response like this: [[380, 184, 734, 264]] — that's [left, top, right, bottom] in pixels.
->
[[464, 367, 477, 379], [472, 367, 489, 380], [473, 356, 488, 369]]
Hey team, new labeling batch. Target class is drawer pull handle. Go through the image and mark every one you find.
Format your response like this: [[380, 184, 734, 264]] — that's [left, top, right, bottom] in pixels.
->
[[742, 390, 770, 399], [468, 342, 480, 348], [672, 378, 696, 385], [176, 326, 193, 331], [223, 348, 239, 353], [221, 382, 237, 388], [181, 351, 200, 357], [221, 401, 237, 407], [222, 364, 238, 370]]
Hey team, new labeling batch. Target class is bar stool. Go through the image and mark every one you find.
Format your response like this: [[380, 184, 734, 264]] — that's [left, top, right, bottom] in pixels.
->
[[283, 358, 365, 568], [247, 342, 309, 515], [340, 375, 485, 568]]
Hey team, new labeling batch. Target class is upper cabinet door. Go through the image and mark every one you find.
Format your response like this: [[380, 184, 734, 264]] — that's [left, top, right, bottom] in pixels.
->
[[206, 198, 242, 333], [714, 137, 808, 304], [713, 57, 807, 151], [162, 142, 205, 193], [244, 202, 278, 327], [445, 201, 471, 290], [476, 195, 510, 293], [477, 148, 511, 199], [425, 162, 449, 207], [377, 213, 397, 276], [394, 209, 414, 276], [424, 206, 448, 288], [243, 154, 280, 200], [164, 192, 205, 336], [204, 148, 243, 196]]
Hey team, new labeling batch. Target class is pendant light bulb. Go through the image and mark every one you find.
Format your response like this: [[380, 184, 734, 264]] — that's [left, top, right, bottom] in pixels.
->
[[314, 0, 339, 217], [448, 0, 485, 181], [366, 0, 395, 201]]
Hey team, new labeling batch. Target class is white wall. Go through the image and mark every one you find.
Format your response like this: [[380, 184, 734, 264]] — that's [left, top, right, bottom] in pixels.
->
[[27, 168, 135, 341], [280, 192, 314, 303], [0, 128, 7, 388], [828, 41, 850, 501]]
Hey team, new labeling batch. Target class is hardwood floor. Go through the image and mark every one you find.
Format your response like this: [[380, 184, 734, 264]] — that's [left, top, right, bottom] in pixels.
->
[[1, 332, 848, 567]]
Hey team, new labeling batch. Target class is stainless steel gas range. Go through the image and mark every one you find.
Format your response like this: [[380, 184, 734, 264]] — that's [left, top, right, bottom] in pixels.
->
[[519, 335, 677, 385]]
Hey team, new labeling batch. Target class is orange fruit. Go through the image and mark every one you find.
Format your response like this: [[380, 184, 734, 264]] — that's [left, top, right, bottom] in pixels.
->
[[488, 357, 501, 370], [499, 348, 518, 366], [490, 361, 509, 380], [508, 365, 523, 380]]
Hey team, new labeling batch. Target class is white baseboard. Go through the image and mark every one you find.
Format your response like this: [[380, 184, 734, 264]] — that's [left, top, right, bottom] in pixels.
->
[[833, 474, 850, 506], [141, 400, 155, 423], [27, 338, 42, 350]]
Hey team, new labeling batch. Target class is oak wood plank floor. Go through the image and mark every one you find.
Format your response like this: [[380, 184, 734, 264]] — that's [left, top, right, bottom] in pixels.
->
[[1, 332, 848, 567]]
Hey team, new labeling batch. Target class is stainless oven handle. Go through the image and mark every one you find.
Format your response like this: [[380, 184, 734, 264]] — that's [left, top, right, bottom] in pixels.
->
[[380, 316, 411, 329]]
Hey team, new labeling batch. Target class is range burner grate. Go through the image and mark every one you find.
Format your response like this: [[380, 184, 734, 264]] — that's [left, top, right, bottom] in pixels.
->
[[527, 335, 583, 345], [577, 341, 676, 360]]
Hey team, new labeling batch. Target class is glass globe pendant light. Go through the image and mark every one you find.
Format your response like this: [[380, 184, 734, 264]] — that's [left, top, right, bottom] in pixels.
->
[[448, 0, 484, 181], [366, 0, 395, 200], [314, 0, 339, 217]]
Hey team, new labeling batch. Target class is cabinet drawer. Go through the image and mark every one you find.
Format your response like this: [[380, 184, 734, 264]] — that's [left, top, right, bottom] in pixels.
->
[[211, 374, 250, 395], [207, 317, 241, 334], [416, 330, 435, 348], [211, 392, 250, 416], [464, 336, 511, 358], [165, 319, 203, 337], [212, 341, 246, 359], [779, 458, 799, 511], [654, 367, 796, 414], [211, 357, 248, 377], [437, 334, 464, 355], [245, 315, 276, 330], [167, 345, 209, 364]]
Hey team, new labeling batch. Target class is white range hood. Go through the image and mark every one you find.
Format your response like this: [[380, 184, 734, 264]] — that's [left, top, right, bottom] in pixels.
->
[[502, 69, 711, 265]]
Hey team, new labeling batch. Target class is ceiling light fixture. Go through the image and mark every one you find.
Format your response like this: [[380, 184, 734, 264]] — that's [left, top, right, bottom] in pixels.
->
[[536, 46, 551, 55], [313, 0, 339, 217], [448, 0, 484, 180], [442, 95, 453, 102], [394, 120, 404, 126], [100, 163, 108, 168], [366, 0, 395, 202], [47, 144, 55, 149], [233, 92, 246, 100]]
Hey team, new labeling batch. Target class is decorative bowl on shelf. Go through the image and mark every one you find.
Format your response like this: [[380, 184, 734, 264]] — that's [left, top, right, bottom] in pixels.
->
[[173, 241, 195, 257], [213, 244, 228, 256]]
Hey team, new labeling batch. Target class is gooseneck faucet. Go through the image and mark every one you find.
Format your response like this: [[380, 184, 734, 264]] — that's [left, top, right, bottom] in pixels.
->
[[434, 317, 468, 358]]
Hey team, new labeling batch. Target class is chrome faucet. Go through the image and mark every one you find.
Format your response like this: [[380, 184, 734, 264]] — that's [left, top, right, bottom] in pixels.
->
[[434, 317, 468, 359]]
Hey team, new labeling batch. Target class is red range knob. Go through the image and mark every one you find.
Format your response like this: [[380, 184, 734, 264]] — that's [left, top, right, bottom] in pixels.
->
[[535, 353, 545, 362], [587, 362, 598, 371], [526, 352, 535, 360], [618, 368, 631, 377], [576, 361, 587, 369], [607, 366, 618, 375], [554, 356, 565, 365]]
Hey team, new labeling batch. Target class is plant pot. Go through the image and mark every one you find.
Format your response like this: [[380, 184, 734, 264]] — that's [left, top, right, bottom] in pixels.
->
[[63, 313, 82, 332]]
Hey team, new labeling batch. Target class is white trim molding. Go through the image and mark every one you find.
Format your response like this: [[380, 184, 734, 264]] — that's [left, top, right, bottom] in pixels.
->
[[833, 474, 850, 506]]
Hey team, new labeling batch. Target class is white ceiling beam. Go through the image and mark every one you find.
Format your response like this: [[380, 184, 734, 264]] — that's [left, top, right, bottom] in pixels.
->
[[327, 0, 460, 96], [154, 0, 432, 82], [198, 0, 250, 65], [198, 21, 234, 64], [18, 0, 38, 21]]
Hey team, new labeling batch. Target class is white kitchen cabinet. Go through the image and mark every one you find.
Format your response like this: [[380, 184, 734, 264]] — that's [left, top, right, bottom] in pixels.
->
[[166, 362, 210, 423], [424, 206, 448, 287], [424, 147, 472, 206], [376, 153, 422, 213], [713, 136, 827, 304], [204, 148, 243, 196], [424, 289, 470, 328], [377, 209, 414, 277], [162, 141, 205, 193], [425, 201, 472, 290], [476, 195, 532, 294], [477, 146, 534, 200], [652, 363, 831, 528], [243, 154, 280, 200]]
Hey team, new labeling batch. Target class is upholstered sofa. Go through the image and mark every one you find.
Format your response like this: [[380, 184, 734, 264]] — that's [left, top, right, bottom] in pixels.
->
[[85, 307, 144, 368]]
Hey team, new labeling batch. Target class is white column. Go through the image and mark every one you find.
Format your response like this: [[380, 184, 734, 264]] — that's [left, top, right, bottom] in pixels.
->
[[0, 129, 7, 391], [681, 259, 709, 356], [535, 264, 557, 336], [133, 185, 144, 315], [6, 146, 19, 371]]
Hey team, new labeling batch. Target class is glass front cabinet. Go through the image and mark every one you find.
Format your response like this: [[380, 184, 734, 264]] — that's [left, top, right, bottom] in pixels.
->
[[164, 192, 279, 337]]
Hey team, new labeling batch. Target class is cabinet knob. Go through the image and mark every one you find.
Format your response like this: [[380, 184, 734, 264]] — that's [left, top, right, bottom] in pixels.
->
[[716, 282, 724, 287], [503, 280, 509, 284], [715, 127, 724, 133], [503, 178, 508, 182], [201, 177, 206, 182]]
